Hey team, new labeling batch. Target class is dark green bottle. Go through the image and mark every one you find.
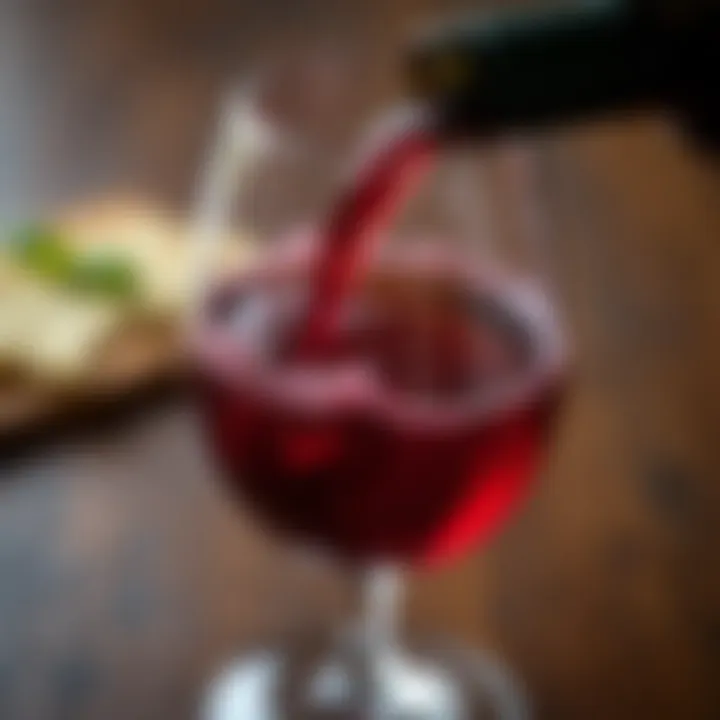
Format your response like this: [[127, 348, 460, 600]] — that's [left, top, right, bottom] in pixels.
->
[[407, 0, 720, 148]]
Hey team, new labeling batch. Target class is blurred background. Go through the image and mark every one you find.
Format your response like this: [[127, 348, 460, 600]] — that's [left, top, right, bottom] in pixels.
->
[[2, 0, 720, 718]]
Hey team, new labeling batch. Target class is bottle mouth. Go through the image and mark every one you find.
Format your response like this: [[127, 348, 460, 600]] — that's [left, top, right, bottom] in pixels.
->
[[193, 239, 566, 433]]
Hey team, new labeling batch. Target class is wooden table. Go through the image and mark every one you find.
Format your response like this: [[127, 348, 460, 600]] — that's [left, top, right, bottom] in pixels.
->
[[3, 1, 720, 718]]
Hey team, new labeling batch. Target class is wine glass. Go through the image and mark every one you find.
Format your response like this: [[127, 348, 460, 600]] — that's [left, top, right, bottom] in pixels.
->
[[190, 62, 565, 720]]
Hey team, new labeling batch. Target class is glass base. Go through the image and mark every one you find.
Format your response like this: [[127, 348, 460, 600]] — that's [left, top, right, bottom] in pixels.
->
[[202, 639, 530, 719]]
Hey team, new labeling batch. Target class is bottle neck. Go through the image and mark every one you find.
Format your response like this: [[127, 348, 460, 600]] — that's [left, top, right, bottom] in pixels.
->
[[408, 0, 719, 146]]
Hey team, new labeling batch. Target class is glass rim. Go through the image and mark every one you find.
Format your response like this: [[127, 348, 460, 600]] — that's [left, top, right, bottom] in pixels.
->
[[191, 240, 565, 432]]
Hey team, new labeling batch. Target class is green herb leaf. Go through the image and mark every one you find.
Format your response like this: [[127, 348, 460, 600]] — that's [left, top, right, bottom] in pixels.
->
[[8, 224, 139, 300], [10, 225, 74, 281], [67, 253, 138, 299]]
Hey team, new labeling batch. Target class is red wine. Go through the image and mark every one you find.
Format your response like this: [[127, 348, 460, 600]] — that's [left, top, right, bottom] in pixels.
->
[[295, 122, 435, 358], [193, 244, 562, 565]]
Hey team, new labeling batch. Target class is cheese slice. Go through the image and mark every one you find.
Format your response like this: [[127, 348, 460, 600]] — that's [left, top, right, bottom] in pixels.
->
[[0, 276, 122, 383], [26, 295, 122, 381], [58, 198, 255, 316]]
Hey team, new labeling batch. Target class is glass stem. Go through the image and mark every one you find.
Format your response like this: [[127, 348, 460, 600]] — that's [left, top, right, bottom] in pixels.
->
[[363, 565, 403, 719]]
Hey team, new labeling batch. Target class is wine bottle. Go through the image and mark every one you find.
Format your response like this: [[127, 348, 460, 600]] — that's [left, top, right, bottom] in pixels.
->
[[408, 0, 720, 148]]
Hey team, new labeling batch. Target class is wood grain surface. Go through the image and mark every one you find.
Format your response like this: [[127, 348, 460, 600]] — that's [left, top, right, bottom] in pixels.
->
[[1, 1, 720, 718]]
